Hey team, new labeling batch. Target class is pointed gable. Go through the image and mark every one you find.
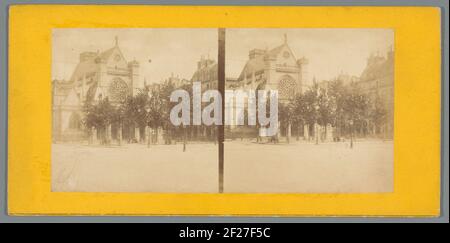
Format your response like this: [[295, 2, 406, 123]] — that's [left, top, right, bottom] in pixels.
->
[[69, 39, 129, 82], [101, 46, 128, 68], [271, 43, 298, 67]]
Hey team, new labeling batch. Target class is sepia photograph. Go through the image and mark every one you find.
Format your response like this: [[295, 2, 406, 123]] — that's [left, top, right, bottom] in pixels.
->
[[52, 28, 394, 193], [224, 28, 394, 192], [4, 1, 445, 223], [52, 28, 220, 192]]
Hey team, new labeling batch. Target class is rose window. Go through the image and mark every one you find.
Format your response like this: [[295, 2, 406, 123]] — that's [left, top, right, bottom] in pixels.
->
[[278, 77, 296, 99], [109, 78, 128, 102]]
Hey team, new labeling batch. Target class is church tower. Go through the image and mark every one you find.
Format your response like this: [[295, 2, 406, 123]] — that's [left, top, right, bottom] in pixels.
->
[[297, 57, 309, 94]]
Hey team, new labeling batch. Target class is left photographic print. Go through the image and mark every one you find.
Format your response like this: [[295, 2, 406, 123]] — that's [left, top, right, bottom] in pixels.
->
[[51, 28, 219, 192]]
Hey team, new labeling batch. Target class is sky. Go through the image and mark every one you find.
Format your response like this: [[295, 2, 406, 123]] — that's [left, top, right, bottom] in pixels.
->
[[52, 28, 393, 83], [226, 28, 393, 80], [52, 28, 218, 83]]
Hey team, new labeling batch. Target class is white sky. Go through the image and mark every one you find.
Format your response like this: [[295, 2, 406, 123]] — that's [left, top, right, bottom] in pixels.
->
[[52, 28, 393, 83], [226, 28, 393, 80], [52, 28, 218, 83]]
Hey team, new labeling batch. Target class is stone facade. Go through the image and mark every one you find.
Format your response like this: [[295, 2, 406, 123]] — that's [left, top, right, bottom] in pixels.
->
[[52, 37, 142, 142], [237, 35, 310, 102], [225, 35, 310, 139], [357, 49, 394, 138]]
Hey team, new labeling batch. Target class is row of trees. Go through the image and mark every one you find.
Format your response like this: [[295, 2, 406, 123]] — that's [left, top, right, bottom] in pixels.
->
[[83, 81, 175, 146], [83, 81, 218, 150], [279, 79, 388, 147], [82, 78, 387, 148]]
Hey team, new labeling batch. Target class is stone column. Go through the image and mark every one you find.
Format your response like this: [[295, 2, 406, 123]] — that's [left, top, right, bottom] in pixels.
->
[[314, 122, 319, 144], [158, 127, 163, 144], [91, 126, 97, 144], [326, 124, 333, 142], [118, 124, 123, 145], [135, 126, 140, 143], [287, 122, 291, 143], [106, 124, 112, 144], [275, 122, 281, 143], [304, 124, 309, 140], [146, 126, 151, 147]]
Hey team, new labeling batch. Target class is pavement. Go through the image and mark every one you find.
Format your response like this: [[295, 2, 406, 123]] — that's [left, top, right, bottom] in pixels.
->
[[52, 139, 393, 193]]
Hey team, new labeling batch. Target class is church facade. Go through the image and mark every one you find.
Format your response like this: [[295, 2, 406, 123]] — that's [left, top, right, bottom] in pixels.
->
[[236, 35, 310, 101], [52, 37, 142, 142], [225, 35, 310, 139]]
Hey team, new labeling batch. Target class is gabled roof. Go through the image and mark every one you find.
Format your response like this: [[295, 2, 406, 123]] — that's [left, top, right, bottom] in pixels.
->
[[237, 43, 295, 81], [237, 57, 265, 81], [99, 47, 116, 60], [266, 44, 285, 58], [191, 63, 218, 83], [360, 54, 394, 81], [99, 45, 127, 64], [70, 58, 98, 81], [70, 45, 127, 82]]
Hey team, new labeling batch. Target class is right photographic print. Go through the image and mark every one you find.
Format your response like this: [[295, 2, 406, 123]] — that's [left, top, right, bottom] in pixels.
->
[[224, 28, 394, 193]]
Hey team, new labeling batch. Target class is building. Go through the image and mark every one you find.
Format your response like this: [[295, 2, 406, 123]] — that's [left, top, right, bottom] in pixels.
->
[[357, 49, 394, 138], [236, 34, 310, 102], [191, 56, 218, 91], [163, 73, 190, 88], [316, 49, 394, 140], [52, 79, 85, 142], [52, 37, 143, 142], [222, 35, 311, 139]]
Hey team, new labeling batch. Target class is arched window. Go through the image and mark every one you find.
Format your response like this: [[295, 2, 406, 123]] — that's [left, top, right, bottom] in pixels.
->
[[278, 76, 296, 99]]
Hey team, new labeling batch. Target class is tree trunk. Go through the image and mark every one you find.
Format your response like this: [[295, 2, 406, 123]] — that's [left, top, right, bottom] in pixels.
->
[[304, 124, 309, 141], [213, 127, 217, 145], [106, 123, 112, 145], [183, 127, 187, 152], [89, 126, 94, 145], [135, 125, 140, 143], [286, 122, 291, 144], [118, 123, 122, 146], [147, 126, 151, 148], [315, 123, 319, 145], [129, 125, 133, 143], [350, 124, 354, 149], [167, 128, 171, 145]]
